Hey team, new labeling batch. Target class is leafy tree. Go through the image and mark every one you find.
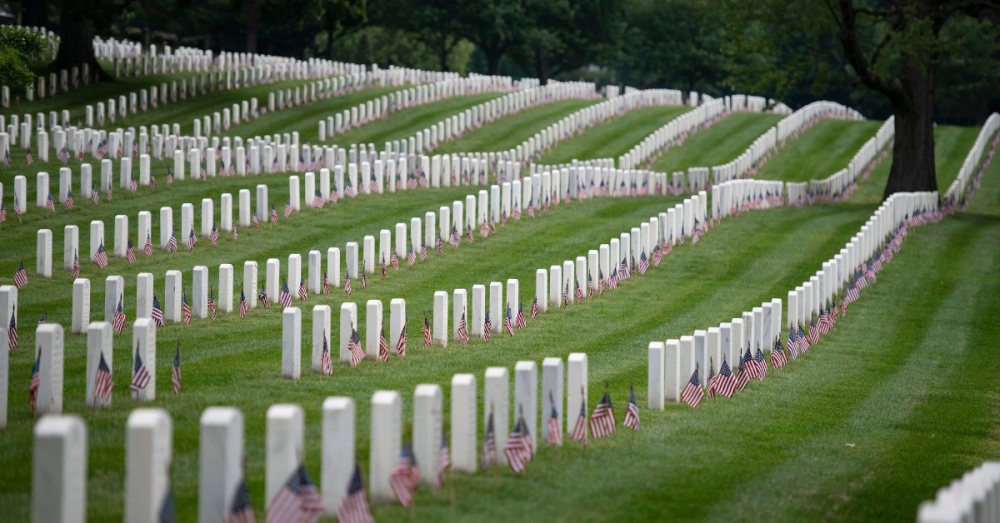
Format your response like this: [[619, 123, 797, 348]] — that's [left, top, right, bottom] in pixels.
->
[[725, 0, 1000, 198], [0, 25, 48, 92]]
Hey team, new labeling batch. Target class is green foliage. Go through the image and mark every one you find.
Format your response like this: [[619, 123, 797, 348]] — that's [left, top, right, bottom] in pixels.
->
[[0, 25, 48, 93]]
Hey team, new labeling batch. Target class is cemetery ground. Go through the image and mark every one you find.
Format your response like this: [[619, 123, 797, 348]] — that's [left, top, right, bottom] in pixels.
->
[[0, 104, 996, 522]]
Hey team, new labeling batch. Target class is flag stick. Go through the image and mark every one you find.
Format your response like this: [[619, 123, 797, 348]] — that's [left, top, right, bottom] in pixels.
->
[[448, 466, 456, 507]]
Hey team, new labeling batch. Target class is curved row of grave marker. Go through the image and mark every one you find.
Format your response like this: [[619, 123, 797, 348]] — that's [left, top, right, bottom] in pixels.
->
[[917, 461, 1000, 523], [648, 190, 941, 408], [944, 112, 1000, 213]]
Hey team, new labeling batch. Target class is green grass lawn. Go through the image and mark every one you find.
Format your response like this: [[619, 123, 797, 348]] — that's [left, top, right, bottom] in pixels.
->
[[0, 90, 996, 522], [433, 99, 596, 155], [538, 105, 691, 165], [649, 112, 785, 173]]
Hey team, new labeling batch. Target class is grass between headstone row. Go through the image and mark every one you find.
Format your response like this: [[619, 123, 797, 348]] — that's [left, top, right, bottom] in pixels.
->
[[432, 99, 597, 155], [649, 112, 786, 174], [13, 60, 359, 134], [537, 105, 692, 165]]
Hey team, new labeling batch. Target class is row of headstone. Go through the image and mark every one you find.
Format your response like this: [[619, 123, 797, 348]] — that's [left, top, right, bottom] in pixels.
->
[[27, 352, 588, 518], [944, 112, 1000, 210], [916, 462, 1000, 523], [707, 101, 864, 185], [318, 79, 597, 144]]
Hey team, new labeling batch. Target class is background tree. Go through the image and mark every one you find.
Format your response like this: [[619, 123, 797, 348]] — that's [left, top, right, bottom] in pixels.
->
[[725, 0, 1000, 198], [0, 25, 47, 92], [52, 0, 126, 80]]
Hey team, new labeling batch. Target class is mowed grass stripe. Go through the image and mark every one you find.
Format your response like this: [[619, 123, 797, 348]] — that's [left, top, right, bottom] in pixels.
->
[[433, 99, 597, 155], [650, 112, 785, 173], [756, 119, 883, 183], [538, 106, 691, 164]]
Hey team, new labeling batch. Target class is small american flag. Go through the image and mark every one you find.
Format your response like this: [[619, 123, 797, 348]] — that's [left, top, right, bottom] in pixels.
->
[[0, 202, 6, 223], [434, 433, 450, 496], [609, 268, 618, 290], [396, 321, 407, 357], [65, 190, 74, 210], [130, 348, 151, 393], [259, 288, 271, 309], [754, 346, 768, 380], [589, 390, 616, 438], [298, 277, 307, 301], [575, 279, 583, 303], [391, 250, 399, 272], [171, 343, 182, 395], [378, 327, 389, 362], [150, 174, 156, 191], [713, 359, 736, 398], [457, 310, 469, 344], [14, 261, 28, 288], [72, 250, 80, 279], [344, 276, 352, 296], [337, 467, 374, 523], [504, 306, 515, 337], [531, 296, 539, 320], [638, 251, 649, 275], [28, 348, 40, 412], [515, 301, 526, 329], [345, 179, 356, 198], [449, 225, 460, 247], [681, 367, 703, 408], [208, 290, 217, 321], [95, 243, 109, 268], [622, 385, 640, 431], [422, 315, 432, 348], [239, 288, 249, 319], [182, 291, 192, 324], [227, 480, 256, 523], [563, 282, 569, 309], [113, 295, 127, 333], [482, 410, 497, 470], [280, 279, 293, 308], [45, 191, 55, 213], [771, 337, 787, 370], [408, 245, 416, 266], [25, 148, 33, 165], [480, 221, 489, 239], [420, 239, 427, 261], [187, 229, 197, 252], [322, 333, 333, 374], [483, 311, 492, 341], [808, 318, 820, 345], [144, 234, 153, 257], [369, 173, 377, 193], [742, 346, 759, 380], [599, 268, 605, 295], [272, 205, 279, 224], [125, 239, 136, 263], [390, 443, 416, 507], [130, 175, 137, 194], [107, 186, 112, 202], [323, 272, 330, 295], [167, 230, 178, 252], [57, 146, 70, 163], [381, 257, 386, 281], [152, 296, 165, 326], [587, 273, 594, 299], [735, 351, 750, 391], [312, 190, 324, 209], [264, 465, 324, 523], [788, 327, 799, 359], [94, 351, 113, 403], [547, 400, 562, 447], [504, 416, 530, 473], [14, 194, 23, 217], [360, 273, 367, 290], [349, 326, 364, 367], [166, 168, 173, 185], [571, 395, 588, 447], [209, 223, 219, 245], [799, 324, 810, 353], [467, 227, 474, 245], [436, 237, 443, 256]]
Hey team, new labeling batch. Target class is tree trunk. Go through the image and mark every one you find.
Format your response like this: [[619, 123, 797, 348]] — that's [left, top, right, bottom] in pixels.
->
[[537, 52, 549, 85], [52, 0, 110, 80], [485, 48, 501, 76], [245, 0, 259, 54], [326, 28, 334, 59], [883, 60, 938, 199]]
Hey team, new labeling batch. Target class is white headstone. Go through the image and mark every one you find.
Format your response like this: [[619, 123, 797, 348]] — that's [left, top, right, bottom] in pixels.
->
[[541, 358, 563, 444], [35, 323, 65, 414], [369, 391, 401, 504], [132, 319, 156, 401], [484, 367, 509, 465], [85, 322, 112, 409], [665, 340, 680, 402], [198, 407, 244, 523], [567, 353, 587, 435], [265, 404, 304, 509], [37, 229, 52, 278], [322, 397, 354, 515], [32, 415, 87, 523], [450, 374, 477, 474], [282, 307, 301, 379], [339, 303, 357, 364], [413, 384, 443, 484], [366, 300, 383, 360], [649, 342, 664, 409], [125, 409, 172, 523], [433, 291, 448, 346], [72, 278, 90, 334]]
